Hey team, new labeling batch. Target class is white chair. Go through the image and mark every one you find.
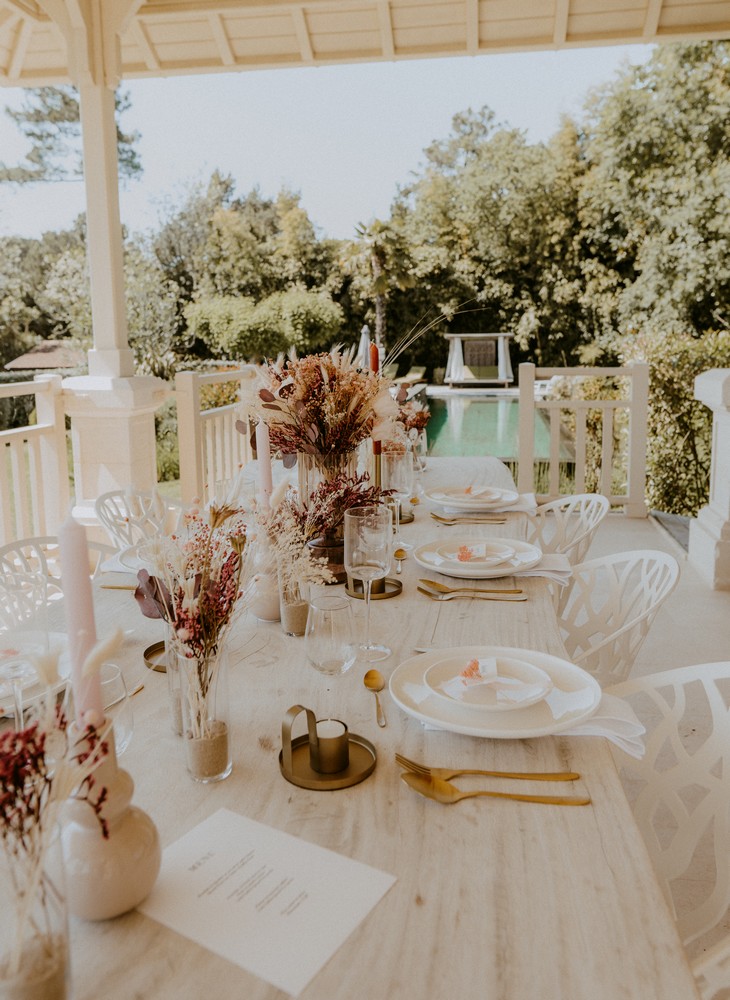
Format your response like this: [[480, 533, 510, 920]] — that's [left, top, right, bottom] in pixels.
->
[[526, 493, 610, 564], [0, 569, 49, 630], [609, 663, 730, 999], [557, 549, 680, 686], [95, 489, 182, 550], [0, 535, 114, 596]]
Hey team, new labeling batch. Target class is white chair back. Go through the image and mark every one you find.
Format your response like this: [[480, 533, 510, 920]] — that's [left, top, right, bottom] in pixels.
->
[[609, 662, 730, 999], [558, 549, 680, 686], [527, 493, 610, 564], [0, 535, 114, 593], [95, 489, 181, 550]]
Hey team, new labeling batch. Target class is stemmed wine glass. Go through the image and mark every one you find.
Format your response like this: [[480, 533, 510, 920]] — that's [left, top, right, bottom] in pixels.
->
[[381, 448, 414, 550], [344, 505, 392, 662]]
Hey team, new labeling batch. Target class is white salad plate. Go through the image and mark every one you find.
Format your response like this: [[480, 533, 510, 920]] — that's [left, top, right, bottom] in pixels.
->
[[413, 537, 542, 579], [389, 645, 601, 738], [424, 654, 553, 712], [425, 485, 520, 511]]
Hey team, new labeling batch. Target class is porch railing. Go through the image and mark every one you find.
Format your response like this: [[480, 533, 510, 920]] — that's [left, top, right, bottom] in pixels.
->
[[517, 362, 649, 516], [175, 367, 255, 506], [0, 374, 71, 546]]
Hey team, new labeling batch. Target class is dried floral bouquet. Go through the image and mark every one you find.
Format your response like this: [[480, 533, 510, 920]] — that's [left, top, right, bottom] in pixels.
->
[[0, 641, 114, 991], [134, 503, 252, 743], [240, 348, 400, 474]]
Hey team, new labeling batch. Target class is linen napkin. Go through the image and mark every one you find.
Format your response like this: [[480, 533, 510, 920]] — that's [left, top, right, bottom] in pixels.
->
[[427, 542, 517, 567], [509, 552, 572, 585], [560, 694, 646, 758], [437, 656, 548, 705]]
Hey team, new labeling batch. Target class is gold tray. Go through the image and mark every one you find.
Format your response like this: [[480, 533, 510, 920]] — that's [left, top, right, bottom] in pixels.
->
[[346, 577, 402, 600], [279, 733, 377, 790], [143, 641, 167, 673]]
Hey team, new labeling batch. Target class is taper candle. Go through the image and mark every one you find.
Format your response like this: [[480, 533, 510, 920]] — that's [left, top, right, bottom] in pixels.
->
[[255, 419, 273, 507], [369, 343, 382, 454], [58, 513, 103, 725]]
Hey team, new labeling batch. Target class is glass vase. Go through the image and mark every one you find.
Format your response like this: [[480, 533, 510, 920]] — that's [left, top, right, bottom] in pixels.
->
[[249, 537, 281, 622], [296, 450, 358, 503], [0, 830, 69, 1000], [177, 644, 232, 783], [278, 571, 309, 637], [164, 627, 182, 736]]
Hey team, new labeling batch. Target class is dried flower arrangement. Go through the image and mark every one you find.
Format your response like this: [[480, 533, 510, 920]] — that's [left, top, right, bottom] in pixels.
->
[[239, 347, 400, 474], [134, 503, 252, 741], [0, 639, 116, 985], [397, 398, 431, 437]]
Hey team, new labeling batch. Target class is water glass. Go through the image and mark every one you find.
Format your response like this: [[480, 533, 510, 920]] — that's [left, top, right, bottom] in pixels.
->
[[304, 595, 357, 677], [344, 506, 392, 662], [382, 449, 414, 550]]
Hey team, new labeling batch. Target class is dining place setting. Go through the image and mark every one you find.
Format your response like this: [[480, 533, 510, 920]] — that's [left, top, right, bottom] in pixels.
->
[[0, 349, 703, 1000]]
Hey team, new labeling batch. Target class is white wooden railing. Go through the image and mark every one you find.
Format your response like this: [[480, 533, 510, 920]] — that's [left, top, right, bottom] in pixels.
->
[[0, 375, 71, 545], [175, 367, 256, 506], [517, 362, 649, 516]]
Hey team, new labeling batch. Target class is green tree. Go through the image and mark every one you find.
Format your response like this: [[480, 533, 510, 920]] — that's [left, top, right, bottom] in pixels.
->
[[0, 86, 141, 183]]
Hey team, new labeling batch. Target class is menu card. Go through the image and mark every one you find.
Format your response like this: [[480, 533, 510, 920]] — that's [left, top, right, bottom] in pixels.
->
[[138, 808, 396, 996]]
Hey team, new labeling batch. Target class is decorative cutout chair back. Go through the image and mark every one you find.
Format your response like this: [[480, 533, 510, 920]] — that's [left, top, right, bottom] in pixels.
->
[[558, 549, 680, 686], [0, 569, 49, 629], [0, 535, 114, 598], [609, 662, 730, 999], [527, 493, 610, 564], [95, 490, 181, 550]]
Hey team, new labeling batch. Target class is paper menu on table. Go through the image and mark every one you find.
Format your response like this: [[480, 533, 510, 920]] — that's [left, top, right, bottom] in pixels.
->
[[138, 808, 397, 997]]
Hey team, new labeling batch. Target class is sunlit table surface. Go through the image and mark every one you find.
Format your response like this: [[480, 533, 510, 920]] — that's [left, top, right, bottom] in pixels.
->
[[61, 457, 699, 1000]]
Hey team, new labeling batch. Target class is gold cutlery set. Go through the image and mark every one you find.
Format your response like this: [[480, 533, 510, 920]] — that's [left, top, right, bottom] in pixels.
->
[[395, 753, 591, 807], [417, 579, 527, 602]]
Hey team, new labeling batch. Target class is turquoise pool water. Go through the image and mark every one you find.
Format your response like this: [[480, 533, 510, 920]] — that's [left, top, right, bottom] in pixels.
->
[[426, 395, 552, 459]]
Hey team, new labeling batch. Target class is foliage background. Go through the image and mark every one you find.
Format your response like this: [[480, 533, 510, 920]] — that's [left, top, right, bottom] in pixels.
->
[[1, 42, 729, 512]]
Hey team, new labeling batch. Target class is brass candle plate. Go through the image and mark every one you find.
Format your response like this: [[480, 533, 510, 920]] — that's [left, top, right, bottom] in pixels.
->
[[143, 641, 167, 673], [346, 577, 402, 600], [279, 733, 377, 790]]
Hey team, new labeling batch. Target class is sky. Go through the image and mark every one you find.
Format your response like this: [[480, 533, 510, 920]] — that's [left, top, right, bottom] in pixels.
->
[[0, 44, 653, 243]]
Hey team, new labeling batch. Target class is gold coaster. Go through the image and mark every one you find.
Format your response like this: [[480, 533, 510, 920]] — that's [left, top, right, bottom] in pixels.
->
[[279, 733, 376, 790], [345, 577, 402, 600], [143, 641, 167, 673]]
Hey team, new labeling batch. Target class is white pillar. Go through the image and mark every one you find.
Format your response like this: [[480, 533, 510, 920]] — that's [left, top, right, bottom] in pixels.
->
[[78, 79, 135, 379], [688, 369, 730, 590]]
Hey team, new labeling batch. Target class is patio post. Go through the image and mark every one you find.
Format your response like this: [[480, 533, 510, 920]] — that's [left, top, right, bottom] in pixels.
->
[[688, 369, 730, 590], [41, 0, 169, 519]]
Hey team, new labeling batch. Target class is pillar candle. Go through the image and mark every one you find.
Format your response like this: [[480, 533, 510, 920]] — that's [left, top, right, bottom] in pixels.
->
[[369, 341, 379, 374], [255, 420, 273, 507], [58, 513, 103, 726]]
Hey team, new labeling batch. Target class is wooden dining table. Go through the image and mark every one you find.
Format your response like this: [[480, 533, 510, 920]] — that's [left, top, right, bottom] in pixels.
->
[[61, 457, 700, 1000]]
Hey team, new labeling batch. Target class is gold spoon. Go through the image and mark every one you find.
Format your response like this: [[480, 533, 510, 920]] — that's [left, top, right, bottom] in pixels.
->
[[401, 772, 591, 806], [394, 547, 407, 574], [364, 668, 387, 727]]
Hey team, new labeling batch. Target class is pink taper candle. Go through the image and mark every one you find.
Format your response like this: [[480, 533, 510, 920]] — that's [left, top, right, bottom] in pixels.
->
[[255, 420, 273, 507], [58, 513, 103, 726]]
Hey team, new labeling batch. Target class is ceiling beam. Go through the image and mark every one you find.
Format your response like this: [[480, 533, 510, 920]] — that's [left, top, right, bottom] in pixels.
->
[[6, 12, 32, 78], [209, 10, 235, 64], [377, 0, 394, 59], [465, 0, 478, 54], [553, 0, 569, 45], [133, 17, 160, 68], [643, 0, 662, 38], [291, 7, 313, 62], [2, 0, 43, 20]]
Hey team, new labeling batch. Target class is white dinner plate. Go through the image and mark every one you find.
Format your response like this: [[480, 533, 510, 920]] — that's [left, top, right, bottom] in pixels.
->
[[424, 654, 553, 712], [413, 536, 542, 579], [389, 645, 601, 738], [425, 485, 520, 511], [118, 545, 148, 572]]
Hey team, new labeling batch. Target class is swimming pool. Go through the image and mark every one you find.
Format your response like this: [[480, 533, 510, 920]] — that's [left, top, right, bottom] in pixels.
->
[[425, 395, 555, 460]]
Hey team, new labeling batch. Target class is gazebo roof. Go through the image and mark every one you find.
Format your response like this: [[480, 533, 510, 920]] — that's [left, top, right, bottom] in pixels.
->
[[1, 0, 729, 88], [4, 339, 86, 370]]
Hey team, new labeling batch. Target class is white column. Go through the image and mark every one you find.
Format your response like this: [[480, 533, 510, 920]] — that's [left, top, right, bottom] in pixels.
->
[[688, 369, 730, 590], [78, 79, 135, 379]]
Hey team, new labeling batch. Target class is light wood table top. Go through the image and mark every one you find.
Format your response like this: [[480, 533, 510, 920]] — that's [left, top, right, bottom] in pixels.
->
[[65, 458, 700, 1000]]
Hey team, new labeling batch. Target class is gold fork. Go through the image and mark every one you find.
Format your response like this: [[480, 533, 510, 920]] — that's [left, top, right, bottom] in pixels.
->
[[401, 772, 591, 806], [395, 753, 580, 782], [417, 586, 527, 603], [418, 578, 522, 595], [430, 513, 507, 525]]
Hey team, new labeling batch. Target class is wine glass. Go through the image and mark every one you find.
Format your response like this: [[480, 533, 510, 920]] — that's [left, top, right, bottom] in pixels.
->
[[0, 571, 50, 729], [344, 505, 392, 662], [304, 595, 357, 677], [98, 662, 134, 755], [382, 448, 414, 550]]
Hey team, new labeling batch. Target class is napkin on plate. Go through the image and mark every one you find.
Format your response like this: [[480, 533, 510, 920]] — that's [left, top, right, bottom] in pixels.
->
[[510, 553, 572, 585], [428, 543, 516, 568], [441, 493, 538, 515], [561, 694, 646, 758], [438, 656, 547, 705]]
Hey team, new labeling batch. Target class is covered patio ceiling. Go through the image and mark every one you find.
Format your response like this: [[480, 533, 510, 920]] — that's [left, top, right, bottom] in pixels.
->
[[1, 0, 729, 87]]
